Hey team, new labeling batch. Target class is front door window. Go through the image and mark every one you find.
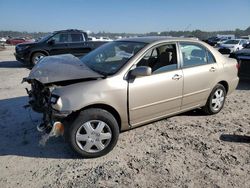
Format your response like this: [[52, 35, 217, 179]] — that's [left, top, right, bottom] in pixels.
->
[[137, 44, 178, 74]]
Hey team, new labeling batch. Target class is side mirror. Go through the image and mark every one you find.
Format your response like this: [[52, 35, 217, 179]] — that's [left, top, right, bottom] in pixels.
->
[[47, 39, 55, 45], [130, 66, 152, 77], [242, 43, 247, 48]]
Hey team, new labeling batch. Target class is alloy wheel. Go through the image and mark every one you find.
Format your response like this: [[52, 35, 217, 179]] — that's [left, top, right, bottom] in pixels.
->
[[34, 54, 44, 64], [75, 120, 112, 153], [211, 88, 225, 111]]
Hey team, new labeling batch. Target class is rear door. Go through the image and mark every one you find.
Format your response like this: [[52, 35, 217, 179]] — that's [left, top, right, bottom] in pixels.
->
[[179, 42, 219, 110], [128, 43, 183, 126], [68, 33, 91, 57]]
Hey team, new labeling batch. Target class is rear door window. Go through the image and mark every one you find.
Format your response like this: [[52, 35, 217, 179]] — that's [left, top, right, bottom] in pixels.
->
[[70, 33, 84, 42], [180, 43, 215, 67]]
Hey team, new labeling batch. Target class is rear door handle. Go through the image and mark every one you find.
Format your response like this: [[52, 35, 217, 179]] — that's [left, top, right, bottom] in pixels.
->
[[172, 74, 182, 80], [209, 67, 216, 72]]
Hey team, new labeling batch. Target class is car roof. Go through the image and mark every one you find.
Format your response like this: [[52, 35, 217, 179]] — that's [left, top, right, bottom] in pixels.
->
[[53, 29, 85, 33], [116, 36, 200, 44]]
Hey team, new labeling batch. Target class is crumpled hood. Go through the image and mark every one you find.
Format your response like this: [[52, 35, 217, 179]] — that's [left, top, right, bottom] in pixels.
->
[[27, 54, 102, 84]]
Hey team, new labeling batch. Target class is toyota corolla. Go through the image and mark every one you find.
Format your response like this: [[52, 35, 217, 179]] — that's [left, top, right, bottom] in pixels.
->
[[23, 37, 239, 158]]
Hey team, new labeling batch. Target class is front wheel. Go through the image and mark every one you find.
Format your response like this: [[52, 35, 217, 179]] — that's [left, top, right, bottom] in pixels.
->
[[67, 108, 119, 158], [202, 84, 226, 115], [31, 52, 46, 66]]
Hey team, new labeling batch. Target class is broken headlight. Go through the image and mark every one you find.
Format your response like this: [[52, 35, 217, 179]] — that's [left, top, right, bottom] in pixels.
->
[[50, 94, 62, 111]]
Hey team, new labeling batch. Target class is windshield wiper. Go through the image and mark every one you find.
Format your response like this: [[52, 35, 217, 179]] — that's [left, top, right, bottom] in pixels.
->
[[81, 62, 105, 76], [94, 69, 109, 77], [82, 61, 110, 77]]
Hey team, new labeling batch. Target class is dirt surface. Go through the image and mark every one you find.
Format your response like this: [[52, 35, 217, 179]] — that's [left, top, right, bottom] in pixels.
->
[[0, 46, 250, 188]]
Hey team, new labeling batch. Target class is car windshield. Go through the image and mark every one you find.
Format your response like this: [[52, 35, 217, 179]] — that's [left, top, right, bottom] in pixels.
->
[[244, 44, 250, 48], [208, 37, 217, 40], [80, 41, 147, 76], [223, 40, 239, 44], [36, 33, 53, 42]]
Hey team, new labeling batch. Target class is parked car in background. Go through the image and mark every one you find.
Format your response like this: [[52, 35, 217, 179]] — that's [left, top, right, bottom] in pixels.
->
[[205, 37, 220, 46], [215, 38, 228, 46], [15, 29, 107, 66], [205, 35, 235, 46], [218, 39, 249, 54], [87, 36, 113, 41], [0, 37, 6, 43], [0, 37, 6, 46], [230, 43, 250, 79], [216, 34, 235, 40], [6, 38, 33, 45], [23, 37, 239, 158], [240, 35, 250, 40]]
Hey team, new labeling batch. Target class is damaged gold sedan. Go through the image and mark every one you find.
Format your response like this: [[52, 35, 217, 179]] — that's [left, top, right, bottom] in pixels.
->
[[23, 37, 239, 158]]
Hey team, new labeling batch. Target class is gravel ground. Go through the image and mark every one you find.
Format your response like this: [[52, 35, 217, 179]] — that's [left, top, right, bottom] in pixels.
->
[[0, 46, 249, 188]]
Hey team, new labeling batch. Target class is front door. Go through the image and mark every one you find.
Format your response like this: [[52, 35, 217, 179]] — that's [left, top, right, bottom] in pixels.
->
[[128, 43, 183, 126], [67, 33, 90, 57]]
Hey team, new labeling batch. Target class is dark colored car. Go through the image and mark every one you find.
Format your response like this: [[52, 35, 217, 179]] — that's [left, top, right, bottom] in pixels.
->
[[205, 37, 221, 46], [6, 38, 32, 45], [229, 43, 250, 79], [15, 29, 107, 66]]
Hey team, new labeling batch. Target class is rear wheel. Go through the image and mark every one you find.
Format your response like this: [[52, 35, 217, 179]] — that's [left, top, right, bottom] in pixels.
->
[[67, 108, 119, 158], [202, 84, 226, 115], [31, 52, 46, 66]]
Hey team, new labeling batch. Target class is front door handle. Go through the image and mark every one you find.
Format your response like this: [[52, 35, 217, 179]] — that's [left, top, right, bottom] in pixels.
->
[[172, 74, 182, 80], [209, 67, 216, 72]]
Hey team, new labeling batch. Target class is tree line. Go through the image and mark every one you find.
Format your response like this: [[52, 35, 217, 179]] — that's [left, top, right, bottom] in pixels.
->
[[1, 27, 250, 40]]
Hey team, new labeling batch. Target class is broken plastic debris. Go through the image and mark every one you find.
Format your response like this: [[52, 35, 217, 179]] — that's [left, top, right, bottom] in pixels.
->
[[39, 121, 64, 146], [39, 134, 51, 146]]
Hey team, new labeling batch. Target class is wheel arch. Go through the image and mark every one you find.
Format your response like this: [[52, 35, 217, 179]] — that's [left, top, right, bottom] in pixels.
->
[[218, 80, 229, 94], [76, 103, 122, 131]]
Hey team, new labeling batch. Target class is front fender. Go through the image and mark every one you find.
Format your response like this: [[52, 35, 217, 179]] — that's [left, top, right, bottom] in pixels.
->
[[51, 77, 129, 129]]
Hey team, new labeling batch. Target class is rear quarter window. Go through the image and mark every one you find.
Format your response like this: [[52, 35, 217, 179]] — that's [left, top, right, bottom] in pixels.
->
[[207, 50, 216, 63]]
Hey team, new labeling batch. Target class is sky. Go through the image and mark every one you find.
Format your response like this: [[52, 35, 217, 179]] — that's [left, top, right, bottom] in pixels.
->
[[0, 0, 250, 33]]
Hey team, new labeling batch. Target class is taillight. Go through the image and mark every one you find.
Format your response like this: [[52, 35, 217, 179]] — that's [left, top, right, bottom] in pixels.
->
[[236, 63, 240, 70], [236, 60, 241, 70]]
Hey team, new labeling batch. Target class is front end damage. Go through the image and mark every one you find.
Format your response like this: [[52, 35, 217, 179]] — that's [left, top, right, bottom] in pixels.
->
[[24, 78, 70, 137], [22, 54, 103, 139]]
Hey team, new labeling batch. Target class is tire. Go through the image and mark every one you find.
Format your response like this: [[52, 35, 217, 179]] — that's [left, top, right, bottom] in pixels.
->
[[67, 108, 119, 158], [31, 52, 46, 66], [202, 84, 226, 115]]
